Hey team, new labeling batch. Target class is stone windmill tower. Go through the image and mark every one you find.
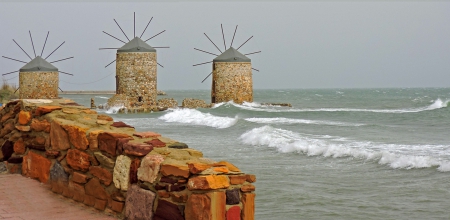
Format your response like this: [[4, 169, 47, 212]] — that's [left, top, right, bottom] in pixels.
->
[[101, 13, 168, 109], [194, 24, 260, 104], [2, 31, 73, 99]]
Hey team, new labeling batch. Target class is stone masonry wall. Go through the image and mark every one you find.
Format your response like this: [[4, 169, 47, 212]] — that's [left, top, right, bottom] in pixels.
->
[[212, 62, 252, 104], [116, 52, 157, 108], [19, 71, 59, 99], [0, 99, 255, 220]]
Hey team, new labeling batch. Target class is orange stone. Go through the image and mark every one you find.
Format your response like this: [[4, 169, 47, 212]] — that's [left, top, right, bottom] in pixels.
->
[[214, 161, 240, 172], [133, 131, 161, 138], [229, 175, 247, 185], [18, 110, 31, 125], [226, 206, 241, 220], [160, 164, 190, 178], [35, 106, 62, 116], [213, 166, 230, 173], [88, 130, 103, 150], [72, 172, 89, 184], [245, 174, 256, 183], [13, 139, 26, 155], [185, 191, 226, 220], [62, 124, 89, 150], [30, 118, 51, 132], [241, 193, 255, 220], [66, 149, 91, 172], [22, 151, 52, 183], [188, 162, 212, 174], [97, 114, 113, 121], [50, 120, 70, 150], [82, 109, 97, 114], [187, 175, 230, 190], [158, 190, 170, 198], [89, 166, 113, 186], [15, 125, 30, 132], [240, 184, 255, 193]]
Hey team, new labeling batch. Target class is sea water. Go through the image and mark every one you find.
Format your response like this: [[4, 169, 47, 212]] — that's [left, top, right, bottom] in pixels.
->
[[63, 88, 450, 219]]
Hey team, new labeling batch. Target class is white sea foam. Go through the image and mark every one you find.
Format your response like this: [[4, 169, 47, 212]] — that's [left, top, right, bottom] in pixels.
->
[[245, 117, 364, 127], [158, 108, 238, 129], [105, 105, 124, 114], [95, 96, 109, 99], [239, 126, 450, 171]]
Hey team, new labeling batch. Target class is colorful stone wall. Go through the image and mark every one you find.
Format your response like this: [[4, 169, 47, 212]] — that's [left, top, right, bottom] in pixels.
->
[[115, 52, 157, 108], [19, 71, 59, 99], [0, 99, 255, 220], [212, 62, 253, 104]]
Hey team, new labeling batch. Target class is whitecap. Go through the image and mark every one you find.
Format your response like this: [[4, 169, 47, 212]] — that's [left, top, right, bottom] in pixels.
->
[[244, 117, 364, 127], [158, 108, 238, 129]]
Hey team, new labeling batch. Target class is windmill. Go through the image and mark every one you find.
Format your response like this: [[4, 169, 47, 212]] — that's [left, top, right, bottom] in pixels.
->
[[193, 24, 260, 104], [100, 12, 169, 108], [2, 31, 73, 99]]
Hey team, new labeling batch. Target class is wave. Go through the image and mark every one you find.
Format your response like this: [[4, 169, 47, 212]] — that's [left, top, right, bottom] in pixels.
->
[[105, 105, 124, 114], [158, 108, 238, 129], [95, 96, 109, 99], [222, 98, 449, 114], [245, 117, 365, 127], [239, 126, 450, 171]]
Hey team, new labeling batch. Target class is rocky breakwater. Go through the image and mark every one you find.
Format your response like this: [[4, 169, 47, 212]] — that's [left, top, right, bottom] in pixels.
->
[[182, 98, 211, 109], [0, 99, 255, 220]]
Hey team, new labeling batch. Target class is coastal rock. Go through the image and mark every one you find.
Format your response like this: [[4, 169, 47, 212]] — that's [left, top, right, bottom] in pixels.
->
[[35, 106, 62, 116], [168, 142, 189, 149], [129, 158, 140, 184], [18, 110, 31, 125], [85, 177, 109, 200], [226, 206, 241, 220], [145, 138, 166, 148], [66, 149, 91, 172], [22, 151, 52, 183], [111, 121, 134, 128], [214, 161, 240, 172], [62, 124, 89, 150], [226, 188, 240, 205], [229, 175, 247, 185], [157, 98, 178, 109], [13, 139, 26, 155], [50, 120, 70, 150], [30, 118, 51, 132], [15, 125, 30, 132], [62, 108, 80, 114], [125, 185, 156, 220], [161, 163, 190, 178], [240, 184, 256, 192], [89, 166, 113, 186], [93, 151, 115, 169], [138, 154, 165, 183], [188, 162, 212, 174], [133, 131, 161, 138], [154, 199, 184, 220], [246, 174, 256, 183], [97, 114, 113, 121], [50, 161, 69, 182], [123, 141, 153, 157], [113, 155, 132, 191], [182, 98, 210, 109], [241, 193, 255, 220], [98, 132, 132, 157], [187, 175, 230, 190], [185, 191, 226, 220]]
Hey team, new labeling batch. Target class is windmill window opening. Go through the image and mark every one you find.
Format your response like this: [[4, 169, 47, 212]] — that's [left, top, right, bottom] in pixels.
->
[[138, 96, 143, 102]]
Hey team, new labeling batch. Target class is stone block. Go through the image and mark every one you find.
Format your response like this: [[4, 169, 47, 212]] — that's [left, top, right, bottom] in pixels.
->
[[66, 149, 91, 172], [161, 163, 190, 178], [51, 181, 64, 194], [1, 140, 14, 161], [15, 125, 31, 132], [94, 152, 115, 169], [229, 175, 247, 185], [45, 150, 60, 159], [30, 118, 51, 132], [226, 206, 241, 220], [18, 110, 31, 125], [62, 124, 89, 150], [129, 158, 140, 184], [123, 141, 153, 156], [98, 132, 132, 157], [133, 131, 161, 138], [241, 193, 255, 220], [137, 154, 164, 183], [214, 161, 240, 172], [88, 130, 103, 150], [85, 177, 109, 200], [240, 184, 255, 193], [62, 186, 73, 198], [22, 151, 51, 183], [89, 166, 113, 186], [144, 138, 166, 148], [125, 184, 156, 220], [154, 199, 184, 220], [245, 175, 256, 183], [226, 188, 240, 205], [50, 161, 69, 182], [35, 106, 62, 116], [84, 194, 96, 207], [185, 191, 226, 220], [94, 199, 108, 211], [69, 181, 85, 193], [113, 155, 131, 191], [72, 172, 89, 184], [73, 191, 85, 202], [0, 121, 15, 138], [187, 175, 230, 190], [13, 139, 26, 155], [111, 121, 134, 128], [171, 191, 189, 203], [50, 120, 70, 150], [111, 200, 125, 213]]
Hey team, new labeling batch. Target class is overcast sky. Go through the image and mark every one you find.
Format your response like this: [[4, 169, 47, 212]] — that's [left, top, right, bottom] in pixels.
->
[[0, 1, 449, 90]]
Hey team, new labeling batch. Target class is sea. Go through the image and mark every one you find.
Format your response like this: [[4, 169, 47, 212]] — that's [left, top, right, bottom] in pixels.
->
[[62, 88, 450, 220]]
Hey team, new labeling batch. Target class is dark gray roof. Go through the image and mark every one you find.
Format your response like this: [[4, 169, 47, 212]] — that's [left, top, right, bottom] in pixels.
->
[[117, 37, 156, 53], [213, 47, 251, 62], [19, 56, 58, 72]]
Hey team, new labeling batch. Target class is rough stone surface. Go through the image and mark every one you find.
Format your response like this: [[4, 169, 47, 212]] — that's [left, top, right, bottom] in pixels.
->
[[182, 98, 210, 109], [45, 150, 60, 159], [30, 118, 51, 132], [50, 161, 69, 182], [15, 125, 31, 132], [22, 151, 52, 183], [171, 192, 189, 203], [187, 175, 230, 190], [144, 139, 166, 148], [62, 124, 89, 150], [133, 131, 161, 138], [154, 199, 184, 220], [111, 121, 134, 128], [240, 184, 255, 193], [35, 106, 62, 116], [13, 139, 26, 155], [0, 122, 15, 138], [125, 184, 156, 220], [97, 114, 113, 121], [229, 175, 247, 185], [66, 149, 91, 172], [93, 151, 115, 169], [241, 193, 255, 220], [18, 110, 31, 125], [50, 120, 70, 150], [72, 172, 89, 184], [129, 158, 140, 184], [1, 140, 14, 161], [88, 130, 103, 150], [188, 163, 213, 174], [113, 155, 132, 191], [136, 154, 166, 183], [19, 72, 59, 99], [168, 142, 189, 149], [245, 174, 256, 183], [111, 200, 125, 213], [89, 166, 113, 186], [226, 206, 241, 220], [214, 161, 240, 172], [161, 164, 190, 178], [185, 191, 226, 220], [123, 141, 153, 156], [7, 157, 23, 163], [85, 177, 109, 200], [98, 132, 132, 157], [226, 188, 240, 205], [212, 62, 252, 104]]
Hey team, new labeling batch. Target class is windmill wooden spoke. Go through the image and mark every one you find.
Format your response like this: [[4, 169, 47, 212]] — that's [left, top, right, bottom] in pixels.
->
[[114, 19, 130, 41], [221, 24, 226, 51], [153, 47, 170, 48], [45, 41, 65, 59], [134, 12, 136, 37], [14, 87, 20, 94], [29, 31, 37, 58], [252, 68, 259, 72], [103, 31, 126, 44], [201, 72, 213, 83], [50, 56, 74, 64], [13, 39, 32, 60], [2, 56, 27, 63], [144, 30, 166, 42], [41, 31, 49, 57], [105, 59, 116, 68], [157, 62, 164, 68], [230, 25, 238, 48], [59, 71, 74, 76], [193, 61, 213, 66], [194, 48, 219, 56], [244, 51, 261, 56], [204, 33, 222, 53], [2, 70, 19, 76], [99, 48, 120, 50], [58, 87, 63, 92], [140, 17, 153, 38], [237, 36, 253, 50]]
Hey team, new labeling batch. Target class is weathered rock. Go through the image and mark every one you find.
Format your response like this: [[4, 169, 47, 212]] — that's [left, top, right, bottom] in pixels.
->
[[89, 166, 113, 186], [168, 142, 189, 149], [34, 136, 46, 146], [171, 192, 189, 203], [245, 174, 256, 183], [22, 151, 52, 183], [113, 155, 132, 191], [97, 114, 113, 121], [66, 149, 91, 172], [137, 154, 164, 183], [187, 175, 230, 190], [93, 152, 115, 169], [0, 162, 7, 173], [226, 188, 240, 205], [133, 131, 161, 138], [160, 176, 178, 184], [62, 124, 89, 150], [1, 111, 15, 123], [85, 177, 109, 200], [125, 184, 156, 220], [96, 120, 109, 125], [228, 175, 247, 185], [1, 140, 14, 161], [50, 120, 70, 150], [50, 161, 69, 182], [0, 121, 15, 138], [241, 193, 255, 220], [182, 98, 210, 109], [144, 139, 166, 148], [15, 125, 30, 132], [45, 150, 60, 159], [30, 118, 51, 132], [129, 158, 140, 184], [158, 190, 170, 198], [111, 200, 125, 213], [35, 106, 62, 116], [82, 109, 97, 114], [98, 132, 132, 157], [111, 121, 134, 128], [157, 98, 178, 109], [214, 161, 240, 172], [161, 163, 190, 178], [188, 162, 213, 174], [88, 130, 103, 150], [226, 206, 241, 220], [185, 191, 226, 220], [154, 199, 184, 220], [72, 172, 89, 184], [18, 110, 31, 125], [62, 108, 80, 114], [183, 148, 203, 158], [13, 139, 26, 155], [123, 141, 153, 157], [84, 194, 96, 207], [240, 184, 255, 193]]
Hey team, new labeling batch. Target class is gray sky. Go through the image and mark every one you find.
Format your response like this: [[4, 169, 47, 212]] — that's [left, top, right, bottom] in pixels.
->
[[1, 1, 449, 90]]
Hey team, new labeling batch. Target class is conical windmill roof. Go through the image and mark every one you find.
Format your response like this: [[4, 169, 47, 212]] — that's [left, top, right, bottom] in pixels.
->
[[117, 37, 156, 53], [213, 47, 251, 63], [19, 56, 58, 72]]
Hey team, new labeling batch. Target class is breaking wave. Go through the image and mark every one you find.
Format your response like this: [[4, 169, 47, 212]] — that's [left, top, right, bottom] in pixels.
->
[[239, 126, 450, 171], [245, 117, 365, 127], [158, 108, 238, 129]]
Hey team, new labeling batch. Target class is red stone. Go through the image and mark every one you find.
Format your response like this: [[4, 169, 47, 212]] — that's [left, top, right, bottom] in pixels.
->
[[171, 192, 189, 203], [185, 192, 226, 220], [227, 206, 241, 220], [34, 136, 46, 145], [85, 178, 109, 200], [187, 175, 230, 190], [123, 142, 153, 157], [111, 200, 125, 213], [18, 110, 31, 125], [89, 166, 112, 186], [129, 158, 140, 184], [1, 111, 15, 123], [45, 150, 60, 159], [83, 194, 96, 207], [98, 132, 132, 157], [154, 199, 184, 220], [62, 124, 89, 150], [241, 193, 255, 220], [30, 118, 51, 132], [133, 131, 161, 138], [69, 181, 85, 193], [111, 121, 134, 128], [240, 184, 256, 193], [72, 172, 89, 184], [13, 139, 26, 155], [229, 175, 247, 185], [144, 138, 166, 148], [22, 151, 52, 183], [66, 149, 91, 172], [35, 106, 62, 116], [50, 120, 70, 150], [73, 191, 85, 202], [94, 199, 107, 211], [246, 174, 256, 183], [188, 162, 213, 174]]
